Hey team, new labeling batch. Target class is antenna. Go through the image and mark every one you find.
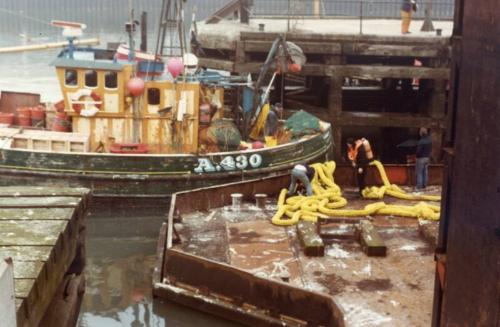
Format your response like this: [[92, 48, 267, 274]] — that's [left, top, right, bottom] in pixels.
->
[[51, 20, 86, 59]]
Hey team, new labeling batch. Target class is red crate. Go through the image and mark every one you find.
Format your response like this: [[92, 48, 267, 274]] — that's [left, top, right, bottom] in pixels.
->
[[110, 143, 149, 154]]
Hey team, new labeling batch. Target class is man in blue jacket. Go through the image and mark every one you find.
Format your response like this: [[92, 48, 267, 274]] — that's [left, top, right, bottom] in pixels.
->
[[415, 127, 432, 189]]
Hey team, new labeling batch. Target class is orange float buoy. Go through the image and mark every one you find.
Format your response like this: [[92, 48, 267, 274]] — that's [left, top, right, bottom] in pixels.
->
[[31, 106, 46, 128], [16, 107, 31, 127], [0, 113, 14, 126]]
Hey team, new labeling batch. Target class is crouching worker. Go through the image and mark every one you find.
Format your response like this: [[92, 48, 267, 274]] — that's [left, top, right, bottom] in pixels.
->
[[287, 163, 315, 196], [347, 138, 374, 196]]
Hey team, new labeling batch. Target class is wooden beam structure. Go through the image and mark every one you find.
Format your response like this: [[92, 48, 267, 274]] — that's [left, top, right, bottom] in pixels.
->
[[196, 23, 451, 161], [327, 65, 450, 80]]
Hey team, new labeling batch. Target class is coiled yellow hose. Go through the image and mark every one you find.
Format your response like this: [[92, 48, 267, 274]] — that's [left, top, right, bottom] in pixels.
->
[[271, 161, 441, 226]]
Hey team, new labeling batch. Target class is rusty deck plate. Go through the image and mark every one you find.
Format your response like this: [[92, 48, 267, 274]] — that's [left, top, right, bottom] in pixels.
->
[[170, 186, 440, 326]]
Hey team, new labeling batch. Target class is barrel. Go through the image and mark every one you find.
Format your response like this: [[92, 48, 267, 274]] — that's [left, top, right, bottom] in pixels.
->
[[16, 107, 31, 127], [51, 112, 70, 132], [0, 113, 14, 126], [31, 106, 46, 128]]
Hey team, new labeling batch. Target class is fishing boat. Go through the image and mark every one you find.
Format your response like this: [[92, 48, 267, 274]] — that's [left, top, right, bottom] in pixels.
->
[[0, 6, 332, 197]]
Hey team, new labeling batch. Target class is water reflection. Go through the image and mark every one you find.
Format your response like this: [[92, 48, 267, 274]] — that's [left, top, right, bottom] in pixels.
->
[[77, 200, 242, 327]]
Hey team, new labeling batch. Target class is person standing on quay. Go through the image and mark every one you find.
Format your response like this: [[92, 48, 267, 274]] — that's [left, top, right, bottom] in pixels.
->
[[401, 0, 417, 34]]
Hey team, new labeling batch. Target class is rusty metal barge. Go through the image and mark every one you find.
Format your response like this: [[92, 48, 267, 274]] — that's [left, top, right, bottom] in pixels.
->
[[153, 171, 442, 326]]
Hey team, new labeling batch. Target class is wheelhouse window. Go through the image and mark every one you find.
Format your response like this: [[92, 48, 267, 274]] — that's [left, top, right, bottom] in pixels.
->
[[147, 88, 160, 105], [105, 72, 118, 89], [85, 70, 98, 88], [65, 69, 78, 86]]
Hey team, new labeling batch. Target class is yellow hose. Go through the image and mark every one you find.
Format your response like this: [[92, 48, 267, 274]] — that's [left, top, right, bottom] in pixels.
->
[[365, 160, 441, 202], [271, 160, 441, 226]]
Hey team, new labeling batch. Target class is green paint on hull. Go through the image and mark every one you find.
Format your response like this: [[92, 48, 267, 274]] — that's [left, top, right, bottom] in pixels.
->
[[0, 128, 333, 197]]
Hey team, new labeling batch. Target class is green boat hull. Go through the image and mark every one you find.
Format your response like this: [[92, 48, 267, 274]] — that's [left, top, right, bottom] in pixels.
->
[[0, 128, 332, 197]]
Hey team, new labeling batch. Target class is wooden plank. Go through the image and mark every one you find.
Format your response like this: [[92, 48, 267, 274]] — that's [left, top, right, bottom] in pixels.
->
[[327, 65, 450, 79], [343, 43, 448, 58], [243, 40, 342, 54], [0, 220, 68, 246], [235, 62, 328, 75], [0, 208, 75, 220], [297, 221, 324, 257], [196, 34, 237, 51], [198, 58, 235, 71], [0, 187, 88, 199], [218, 60, 450, 79], [355, 220, 387, 257], [240, 31, 451, 46], [14, 278, 35, 299], [0, 246, 52, 262], [0, 197, 82, 208], [12, 261, 45, 279], [337, 111, 444, 128]]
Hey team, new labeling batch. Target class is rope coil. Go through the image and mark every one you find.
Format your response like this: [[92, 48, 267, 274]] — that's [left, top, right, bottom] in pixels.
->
[[272, 160, 441, 226]]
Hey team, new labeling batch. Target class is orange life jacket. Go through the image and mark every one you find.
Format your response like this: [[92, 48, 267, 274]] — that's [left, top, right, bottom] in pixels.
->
[[348, 138, 374, 162]]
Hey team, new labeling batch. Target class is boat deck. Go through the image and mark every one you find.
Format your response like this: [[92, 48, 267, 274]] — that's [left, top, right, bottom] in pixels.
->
[[0, 187, 90, 327], [171, 186, 440, 326]]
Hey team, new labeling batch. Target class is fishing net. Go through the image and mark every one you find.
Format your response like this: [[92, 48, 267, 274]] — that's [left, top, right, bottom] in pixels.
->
[[285, 110, 321, 138], [205, 119, 241, 151]]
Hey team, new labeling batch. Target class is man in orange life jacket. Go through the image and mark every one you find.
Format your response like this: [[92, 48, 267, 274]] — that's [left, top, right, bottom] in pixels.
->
[[347, 138, 375, 196]]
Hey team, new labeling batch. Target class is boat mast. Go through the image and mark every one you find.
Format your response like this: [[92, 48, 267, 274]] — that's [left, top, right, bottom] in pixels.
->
[[153, 0, 187, 63], [127, 0, 141, 143]]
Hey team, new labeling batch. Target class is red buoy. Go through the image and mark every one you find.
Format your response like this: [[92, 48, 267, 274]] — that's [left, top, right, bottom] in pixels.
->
[[127, 77, 145, 97], [167, 57, 184, 79]]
